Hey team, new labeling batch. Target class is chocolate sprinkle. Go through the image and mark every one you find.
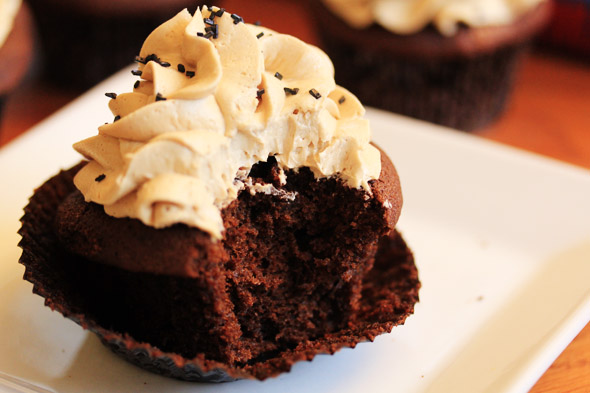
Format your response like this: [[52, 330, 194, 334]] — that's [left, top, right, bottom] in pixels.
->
[[309, 89, 321, 99], [204, 18, 214, 25], [105, 92, 117, 99], [257, 89, 265, 97], [215, 8, 225, 17], [274, 72, 283, 80], [338, 96, 346, 104], [205, 24, 219, 39], [134, 81, 140, 89], [284, 87, 299, 96], [197, 32, 204, 37], [204, 31, 214, 39], [131, 70, 142, 76], [177, 64, 186, 73], [257, 32, 264, 39], [186, 71, 195, 78], [155, 93, 166, 101], [160, 62, 171, 68], [94, 174, 106, 182], [231, 13, 243, 24], [134, 55, 146, 64], [114, 115, 121, 122]]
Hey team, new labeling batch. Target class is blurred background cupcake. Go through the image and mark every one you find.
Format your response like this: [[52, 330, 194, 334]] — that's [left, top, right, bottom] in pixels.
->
[[311, 0, 553, 131], [27, 0, 209, 91], [0, 0, 35, 119]]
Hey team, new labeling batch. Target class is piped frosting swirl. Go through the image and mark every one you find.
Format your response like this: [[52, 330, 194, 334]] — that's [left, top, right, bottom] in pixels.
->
[[73, 7, 381, 239]]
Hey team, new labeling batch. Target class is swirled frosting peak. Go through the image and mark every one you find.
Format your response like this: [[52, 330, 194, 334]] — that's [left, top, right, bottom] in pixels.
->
[[73, 7, 381, 239]]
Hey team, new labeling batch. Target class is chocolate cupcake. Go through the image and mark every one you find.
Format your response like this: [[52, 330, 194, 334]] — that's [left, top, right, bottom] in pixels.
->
[[19, 6, 419, 381], [312, 0, 552, 131], [27, 0, 209, 90], [0, 0, 35, 119]]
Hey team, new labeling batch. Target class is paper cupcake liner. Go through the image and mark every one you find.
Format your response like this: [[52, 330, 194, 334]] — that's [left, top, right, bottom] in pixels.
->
[[18, 164, 420, 381], [321, 33, 526, 131]]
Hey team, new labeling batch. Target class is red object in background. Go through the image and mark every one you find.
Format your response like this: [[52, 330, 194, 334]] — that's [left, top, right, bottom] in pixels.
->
[[540, 0, 590, 57]]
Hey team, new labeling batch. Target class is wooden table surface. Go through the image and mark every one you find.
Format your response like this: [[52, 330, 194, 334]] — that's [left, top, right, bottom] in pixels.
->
[[1, 1, 589, 391]]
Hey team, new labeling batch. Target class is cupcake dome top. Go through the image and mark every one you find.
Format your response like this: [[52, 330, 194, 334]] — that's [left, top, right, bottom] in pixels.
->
[[73, 6, 381, 239]]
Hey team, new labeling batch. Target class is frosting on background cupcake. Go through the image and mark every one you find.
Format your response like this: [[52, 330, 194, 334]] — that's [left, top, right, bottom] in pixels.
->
[[321, 0, 547, 35], [0, 0, 21, 47], [73, 7, 381, 239]]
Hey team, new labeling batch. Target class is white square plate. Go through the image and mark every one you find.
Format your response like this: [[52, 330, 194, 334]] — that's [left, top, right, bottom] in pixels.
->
[[1, 68, 590, 393]]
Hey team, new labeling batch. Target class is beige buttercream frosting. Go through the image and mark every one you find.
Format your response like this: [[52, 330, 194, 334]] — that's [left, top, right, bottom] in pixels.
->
[[0, 0, 21, 48], [321, 0, 546, 36], [73, 7, 381, 239]]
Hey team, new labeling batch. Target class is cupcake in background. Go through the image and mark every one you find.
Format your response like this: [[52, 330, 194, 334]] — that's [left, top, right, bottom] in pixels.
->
[[0, 0, 34, 119], [27, 0, 209, 91], [311, 0, 552, 131]]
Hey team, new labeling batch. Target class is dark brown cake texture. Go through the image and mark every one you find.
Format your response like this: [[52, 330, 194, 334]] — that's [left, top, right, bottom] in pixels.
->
[[311, 1, 552, 131], [19, 150, 419, 381]]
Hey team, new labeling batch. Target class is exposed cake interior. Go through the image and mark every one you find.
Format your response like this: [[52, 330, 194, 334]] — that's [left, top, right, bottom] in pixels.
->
[[55, 153, 401, 367]]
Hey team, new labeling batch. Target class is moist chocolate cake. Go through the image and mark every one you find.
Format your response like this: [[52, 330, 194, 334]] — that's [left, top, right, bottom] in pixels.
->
[[18, 6, 420, 381], [20, 153, 418, 380]]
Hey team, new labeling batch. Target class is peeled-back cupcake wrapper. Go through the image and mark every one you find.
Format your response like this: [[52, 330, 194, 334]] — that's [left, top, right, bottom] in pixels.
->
[[18, 165, 420, 381]]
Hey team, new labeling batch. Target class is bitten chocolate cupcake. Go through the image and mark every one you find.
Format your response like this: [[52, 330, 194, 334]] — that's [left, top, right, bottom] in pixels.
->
[[27, 0, 208, 90], [0, 0, 34, 119], [19, 6, 419, 381], [312, 0, 552, 131]]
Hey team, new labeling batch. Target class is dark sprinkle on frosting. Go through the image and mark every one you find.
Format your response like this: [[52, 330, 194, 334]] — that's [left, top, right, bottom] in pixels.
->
[[257, 32, 264, 39], [257, 88, 265, 97], [134, 80, 140, 89], [95, 174, 106, 182], [309, 88, 321, 99], [231, 13, 243, 24], [134, 55, 146, 64], [284, 87, 299, 96], [155, 93, 166, 101], [205, 24, 219, 39], [160, 61, 171, 67], [338, 95, 346, 104], [254, 20, 261, 26], [204, 18, 214, 25], [186, 70, 195, 78], [131, 70, 142, 76], [177, 64, 186, 73], [114, 115, 121, 122], [215, 8, 225, 17], [274, 72, 283, 80], [197, 32, 204, 37], [105, 92, 117, 99]]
